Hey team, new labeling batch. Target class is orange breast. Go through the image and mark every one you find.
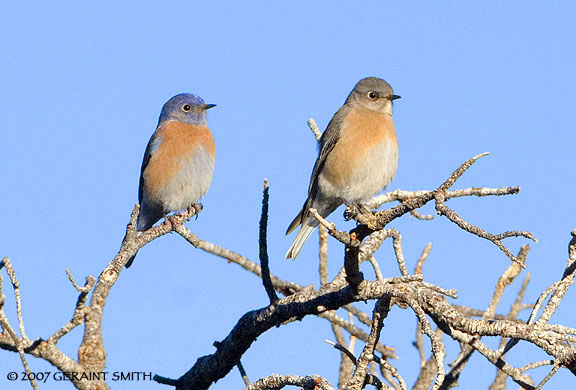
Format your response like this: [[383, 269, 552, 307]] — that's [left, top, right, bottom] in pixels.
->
[[323, 108, 397, 187], [143, 121, 215, 194]]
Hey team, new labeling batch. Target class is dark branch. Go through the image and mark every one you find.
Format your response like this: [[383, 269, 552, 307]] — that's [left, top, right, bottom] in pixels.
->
[[259, 179, 278, 304]]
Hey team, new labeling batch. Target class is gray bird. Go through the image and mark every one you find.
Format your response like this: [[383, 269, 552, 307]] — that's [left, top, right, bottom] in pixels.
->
[[286, 77, 400, 259]]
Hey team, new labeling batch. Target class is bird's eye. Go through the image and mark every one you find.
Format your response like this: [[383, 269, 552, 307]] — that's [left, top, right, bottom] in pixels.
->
[[368, 91, 378, 100], [182, 104, 192, 112]]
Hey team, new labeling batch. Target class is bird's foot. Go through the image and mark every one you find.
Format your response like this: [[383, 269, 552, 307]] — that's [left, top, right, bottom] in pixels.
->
[[187, 203, 203, 219], [344, 204, 360, 221], [344, 203, 371, 221]]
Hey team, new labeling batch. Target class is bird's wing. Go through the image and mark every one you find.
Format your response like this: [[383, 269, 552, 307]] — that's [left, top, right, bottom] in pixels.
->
[[302, 105, 351, 217], [138, 128, 163, 203], [286, 105, 351, 235]]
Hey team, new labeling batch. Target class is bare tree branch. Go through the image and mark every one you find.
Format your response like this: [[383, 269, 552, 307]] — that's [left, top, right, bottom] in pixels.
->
[[308, 118, 323, 141], [319, 310, 395, 358], [319, 225, 330, 286], [244, 374, 335, 390], [2, 151, 572, 390], [259, 178, 278, 304], [441, 246, 529, 389], [48, 271, 95, 344], [237, 360, 251, 386], [435, 195, 535, 265], [0, 258, 36, 390], [367, 186, 522, 210], [534, 230, 576, 327], [325, 339, 387, 390], [414, 243, 433, 276]]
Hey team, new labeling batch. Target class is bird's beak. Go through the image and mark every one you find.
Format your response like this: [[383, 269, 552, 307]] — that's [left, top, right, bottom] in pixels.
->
[[389, 95, 401, 101], [204, 104, 217, 110]]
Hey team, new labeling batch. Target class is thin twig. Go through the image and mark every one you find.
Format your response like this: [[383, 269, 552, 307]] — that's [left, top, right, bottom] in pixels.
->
[[447, 328, 534, 389], [368, 256, 385, 282], [325, 339, 357, 364], [308, 208, 365, 288], [485, 245, 528, 320], [308, 118, 323, 141], [386, 229, 409, 276], [330, 324, 355, 387], [2, 258, 28, 341], [367, 186, 522, 210], [65, 268, 94, 293], [520, 360, 555, 372], [325, 339, 387, 389], [408, 297, 445, 390], [48, 271, 95, 344], [534, 230, 576, 327], [348, 311, 357, 356], [414, 243, 433, 275], [153, 375, 180, 386], [435, 194, 535, 265], [409, 209, 434, 220], [414, 321, 426, 368], [0, 258, 37, 390], [356, 155, 535, 269], [535, 364, 560, 390], [343, 296, 391, 390], [237, 360, 250, 385], [374, 354, 407, 390], [494, 271, 531, 360], [175, 225, 301, 296], [319, 225, 329, 286], [259, 179, 278, 304], [444, 246, 528, 388], [319, 310, 395, 358], [309, 208, 354, 246], [311, 117, 330, 289], [343, 304, 374, 327], [526, 282, 561, 325]]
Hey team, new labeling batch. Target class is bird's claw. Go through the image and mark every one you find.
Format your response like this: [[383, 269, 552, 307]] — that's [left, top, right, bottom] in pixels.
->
[[188, 203, 203, 219], [344, 204, 371, 221], [344, 204, 360, 221]]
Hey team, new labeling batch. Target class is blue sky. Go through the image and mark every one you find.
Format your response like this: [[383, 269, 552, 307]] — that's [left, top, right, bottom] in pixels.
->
[[1, 2, 575, 389]]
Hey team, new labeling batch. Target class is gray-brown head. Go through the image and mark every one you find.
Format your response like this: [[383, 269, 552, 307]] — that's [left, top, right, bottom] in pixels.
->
[[345, 77, 401, 115]]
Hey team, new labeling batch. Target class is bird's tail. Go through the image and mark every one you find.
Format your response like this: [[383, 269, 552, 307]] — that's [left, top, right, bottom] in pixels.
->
[[125, 253, 137, 269], [285, 224, 316, 260], [122, 230, 139, 269], [124, 205, 163, 268]]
